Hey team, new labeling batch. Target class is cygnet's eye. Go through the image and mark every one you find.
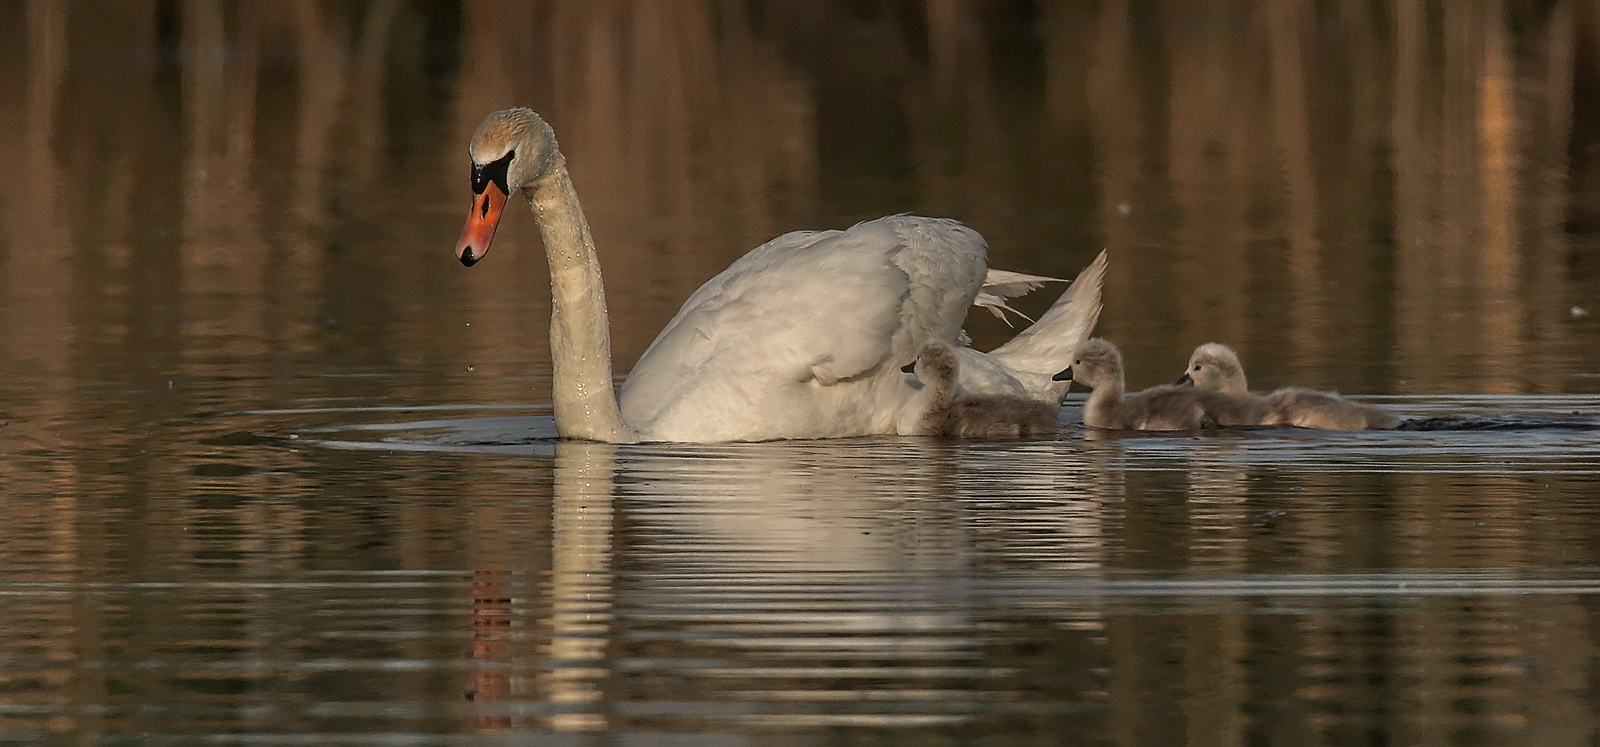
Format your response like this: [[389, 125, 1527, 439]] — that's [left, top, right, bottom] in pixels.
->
[[1194, 364, 1203, 371], [1074, 359, 1081, 365]]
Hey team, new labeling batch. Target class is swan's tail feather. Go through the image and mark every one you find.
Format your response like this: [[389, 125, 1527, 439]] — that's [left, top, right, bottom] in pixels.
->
[[974, 269, 1064, 325], [986, 250, 1107, 378]]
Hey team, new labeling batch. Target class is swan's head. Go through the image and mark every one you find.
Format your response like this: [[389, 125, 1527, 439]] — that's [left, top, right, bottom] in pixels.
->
[[1051, 338, 1122, 389], [1178, 342, 1248, 395], [456, 108, 562, 267]]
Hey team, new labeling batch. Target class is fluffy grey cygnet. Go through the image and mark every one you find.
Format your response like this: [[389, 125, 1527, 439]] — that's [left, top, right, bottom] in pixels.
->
[[1053, 339, 1258, 430], [1178, 342, 1401, 430], [913, 342, 1059, 439]]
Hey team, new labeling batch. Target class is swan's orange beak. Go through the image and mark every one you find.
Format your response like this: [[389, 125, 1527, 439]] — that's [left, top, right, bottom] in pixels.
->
[[456, 185, 508, 267]]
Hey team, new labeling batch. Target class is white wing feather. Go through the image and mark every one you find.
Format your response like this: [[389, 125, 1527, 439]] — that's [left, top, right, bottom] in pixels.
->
[[973, 269, 1066, 325], [987, 250, 1107, 378]]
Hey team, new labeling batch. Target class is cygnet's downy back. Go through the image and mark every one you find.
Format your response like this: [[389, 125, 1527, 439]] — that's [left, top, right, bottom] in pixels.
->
[[914, 343, 1059, 439], [1263, 389, 1401, 430]]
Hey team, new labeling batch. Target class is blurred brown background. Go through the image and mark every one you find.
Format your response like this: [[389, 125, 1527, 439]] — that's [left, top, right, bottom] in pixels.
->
[[1, 0, 1597, 418]]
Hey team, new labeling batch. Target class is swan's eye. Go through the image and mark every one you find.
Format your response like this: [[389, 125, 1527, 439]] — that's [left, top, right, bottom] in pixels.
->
[[1194, 364, 1202, 371], [471, 149, 516, 196]]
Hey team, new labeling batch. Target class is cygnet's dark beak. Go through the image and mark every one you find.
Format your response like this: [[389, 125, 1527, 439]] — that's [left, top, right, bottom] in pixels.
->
[[1052, 367, 1073, 382], [900, 360, 917, 374], [1175, 373, 1194, 386]]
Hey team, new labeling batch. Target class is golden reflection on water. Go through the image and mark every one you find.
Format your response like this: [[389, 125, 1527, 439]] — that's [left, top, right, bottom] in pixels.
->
[[1, 0, 1600, 742], [0, 1, 1595, 409], [0, 410, 1598, 738]]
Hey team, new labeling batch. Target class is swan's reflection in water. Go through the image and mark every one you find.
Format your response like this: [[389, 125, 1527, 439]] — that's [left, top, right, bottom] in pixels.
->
[[429, 411, 1600, 738], [622, 440, 970, 571], [464, 442, 620, 732], [463, 437, 1121, 732], [546, 443, 617, 732], [462, 434, 1351, 735]]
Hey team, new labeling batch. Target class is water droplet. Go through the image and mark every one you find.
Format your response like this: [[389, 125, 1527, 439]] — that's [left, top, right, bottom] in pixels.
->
[[467, 365, 476, 372]]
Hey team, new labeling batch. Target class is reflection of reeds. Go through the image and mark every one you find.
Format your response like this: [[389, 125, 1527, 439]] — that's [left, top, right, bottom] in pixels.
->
[[1074, 0, 1590, 391], [1, 0, 72, 388], [4, 0, 1588, 399]]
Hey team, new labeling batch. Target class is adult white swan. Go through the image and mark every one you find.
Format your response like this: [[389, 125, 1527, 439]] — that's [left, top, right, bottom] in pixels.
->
[[455, 108, 1104, 443]]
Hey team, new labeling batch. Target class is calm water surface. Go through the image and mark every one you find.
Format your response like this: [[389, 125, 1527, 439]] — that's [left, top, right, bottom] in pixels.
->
[[2, 1, 1600, 744]]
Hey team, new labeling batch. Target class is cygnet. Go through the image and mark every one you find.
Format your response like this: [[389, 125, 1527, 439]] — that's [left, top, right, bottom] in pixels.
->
[[912, 342, 1060, 439], [1053, 338, 1258, 430], [1177, 342, 1401, 430]]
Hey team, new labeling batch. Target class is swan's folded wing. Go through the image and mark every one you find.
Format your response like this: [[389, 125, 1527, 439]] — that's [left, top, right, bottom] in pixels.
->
[[634, 229, 838, 365], [668, 229, 837, 321], [619, 217, 986, 432]]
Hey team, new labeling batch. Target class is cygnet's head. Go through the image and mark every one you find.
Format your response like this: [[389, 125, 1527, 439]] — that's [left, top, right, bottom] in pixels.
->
[[1051, 338, 1123, 389], [1177, 342, 1248, 395], [456, 108, 563, 267], [908, 342, 960, 400]]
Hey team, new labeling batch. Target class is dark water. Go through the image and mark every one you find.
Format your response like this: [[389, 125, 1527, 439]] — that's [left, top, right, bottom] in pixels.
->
[[6, 396, 1600, 743], [3, 1, 1600, 744]]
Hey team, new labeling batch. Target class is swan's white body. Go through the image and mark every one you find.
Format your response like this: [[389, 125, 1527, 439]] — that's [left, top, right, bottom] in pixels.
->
[[620, 216, 1103, 441], [621, 217, 942, 440], [456, 110, 1104, 443]]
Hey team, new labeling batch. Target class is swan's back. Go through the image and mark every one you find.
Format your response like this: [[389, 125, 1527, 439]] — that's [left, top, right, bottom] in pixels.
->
[[619, 216, 987, 442]]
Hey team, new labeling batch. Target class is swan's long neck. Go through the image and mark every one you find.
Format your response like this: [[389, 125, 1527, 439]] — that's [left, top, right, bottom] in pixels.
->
[[528, 156, 637, 443]]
